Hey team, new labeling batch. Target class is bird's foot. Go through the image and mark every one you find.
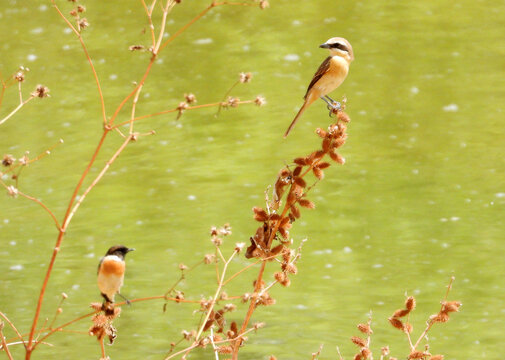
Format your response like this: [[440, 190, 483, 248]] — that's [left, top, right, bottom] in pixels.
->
[[327, 101, 342, 117]]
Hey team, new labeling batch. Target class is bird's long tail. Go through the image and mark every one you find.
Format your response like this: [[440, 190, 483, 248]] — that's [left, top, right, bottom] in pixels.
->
[[284, 100, 309, 138]]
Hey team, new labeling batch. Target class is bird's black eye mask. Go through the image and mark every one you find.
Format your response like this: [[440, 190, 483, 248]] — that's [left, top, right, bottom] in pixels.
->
[[331, 43, 348, 52]]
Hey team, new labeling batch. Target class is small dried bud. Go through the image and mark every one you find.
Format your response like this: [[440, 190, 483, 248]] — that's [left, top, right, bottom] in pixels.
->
[[381, 346, 389, 356], [7, 185, 18, 198], [184, 93, 197, 104], [269, 356, 277, 360], [441, 301, 461, 313], [431, 312, 450, 323], [284, 263, 298, 274], [33, 85, 50, 98], [298, 199, 315, 209], [254, 95, 266, 106], [69, 9, 77, 16], [224, 303, 236, 312], [62, 292, 68, 299], [179, 263, 189, 271], [330, 150, 345, 164], [241, 293, 251, 303], [357, 323, 372, 335], [227, 97, 240, 107], [90, 302, 103, 311], [239, 72, 252, 83], [57, 307, 63, 314], [259, 0, 269, 9], [315, 128, 327, 138], [210, 226, 218, 236], [405, 296, 416, 311], [203, 254, 215, 264], [14, 71, 25, 82], [182, 330, 195, 341], [235, 242, 245, 253], [253, 322, 265, 329], [177, 101, 189, 111], [430, 355, 444, 360], [78, 18, 89, 29], [174, 291, 185, 303], [77, 5, 86, 13], [354, 354, 362, 360], [129, 45, 145, 51], [212, 237, 223, 246], [351, 336, 367, 348], [2, 154, 15, 167]]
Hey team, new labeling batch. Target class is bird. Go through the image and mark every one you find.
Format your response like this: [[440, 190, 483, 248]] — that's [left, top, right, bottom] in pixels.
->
[[284, 37, 354, 138], [97, 245, 135, 306]]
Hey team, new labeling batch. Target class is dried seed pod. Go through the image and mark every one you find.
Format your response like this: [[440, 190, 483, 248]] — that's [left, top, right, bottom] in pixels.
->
[[253, 207, 268, 222], [430, 355, 444, 360], [318, 162, 331, 169], [361, 348, 372, 359], [298, 198, 315, 209], [405, 296, 416, 311], [294, 157, 307, 166], [313, 166, 324, 179], [315, 128, 327, 138], [293, 176, 306, 188], [408, 351, 429, 359], [290, 204, 301, 219], [351, 336, 367, 348], [388, 317, 404, 331], [357, 323, 372, 335], [441, 301, 461, 313], [322, 137, 331, 152], [293, 166, 302, 176], [392, 308, 410, 318], [330, 150, 345, 164]]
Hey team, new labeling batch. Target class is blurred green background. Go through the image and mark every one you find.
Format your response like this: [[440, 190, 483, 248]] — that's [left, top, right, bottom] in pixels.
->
[[1, 0, 504, 358]]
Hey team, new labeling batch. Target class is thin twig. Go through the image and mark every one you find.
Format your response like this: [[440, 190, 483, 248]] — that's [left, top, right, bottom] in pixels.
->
[[0, 324, 14, 360], [0, 312, 25, 350]]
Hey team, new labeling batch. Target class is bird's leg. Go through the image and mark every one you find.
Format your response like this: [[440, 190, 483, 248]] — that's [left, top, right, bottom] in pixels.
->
[[117, 292, 131, 306], [325, 95, 341, 110]]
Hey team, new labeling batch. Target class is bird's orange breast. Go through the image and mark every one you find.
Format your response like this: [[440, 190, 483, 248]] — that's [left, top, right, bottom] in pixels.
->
[[100, 258, 125, 276]]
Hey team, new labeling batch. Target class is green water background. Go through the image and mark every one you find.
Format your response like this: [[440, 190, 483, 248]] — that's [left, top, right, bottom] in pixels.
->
[[1, 0, 504, 358]]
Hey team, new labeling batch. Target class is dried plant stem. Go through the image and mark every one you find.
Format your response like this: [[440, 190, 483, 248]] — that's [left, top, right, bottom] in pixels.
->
[[99, 337, 106, 359], [140, 0, 156, 47], [164, 343, 199, 360], [195, 250, 238, 341], [0, 95, 35, 126], [0, 313, 25, 351], [216, 80, 239, 115], [64, 135, 132, 228], [50, 0, 107, 124], [232, 260, 266, 359], [112, 100, 255, 129], [210, 328, 220, 360], [0, 325, 14, 360], [16, 190, 61, 229], [412, 276, 455, 350]]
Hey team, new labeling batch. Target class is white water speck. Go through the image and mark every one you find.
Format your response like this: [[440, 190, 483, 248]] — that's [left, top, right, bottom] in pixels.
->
[[313, 249, 332, 255], [372, 264, 383, 269], [156, 58, 163, 64], [109, 74, 118, 80], [62, 44, 70, 51], [188, 195, 196, 201], [63, 28, 72, 34], [442, 243, 450, 248], [63, 122, 71, 127], [450, 216, 460, 221], [10, 264, 23, 271], [207, 137, 214, 142], [85, 253, 95, 258], [410, 86, 419, 94], [343, 246, 352, 253], [440, 217, 448, 222], [136, 220, 143, 225], [10, 241, 16, 246], [292, 20, 301, 26], [3, 219, 9, 224], [72, 284, 80, 290], [323, 17, 336, 23], [443, 103, 459, 112], [295, 304, 308, 310], [325, 263, 333, 268], [495, 192, 505, 198], [284, 54, 299, 62], [31, 27, 43, 34], [412, 169, 419, 175], [39, 4, 48, 11], [194, 38, 213, 45], [27, 54, 37, 62], [242, 45, 250, 52]]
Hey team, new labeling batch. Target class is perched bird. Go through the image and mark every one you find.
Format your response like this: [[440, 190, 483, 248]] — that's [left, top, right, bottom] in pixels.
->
[[284, 37, 354, 138], [97, 245, 135, 304]]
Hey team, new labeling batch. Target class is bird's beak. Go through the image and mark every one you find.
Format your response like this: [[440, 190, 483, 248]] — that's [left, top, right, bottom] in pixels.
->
[[319, 43, 331, 49], [128, 248, 135, 252]]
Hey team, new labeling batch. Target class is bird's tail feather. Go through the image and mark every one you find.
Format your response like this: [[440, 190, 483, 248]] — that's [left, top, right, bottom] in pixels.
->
[[284, 101, 308, 138]]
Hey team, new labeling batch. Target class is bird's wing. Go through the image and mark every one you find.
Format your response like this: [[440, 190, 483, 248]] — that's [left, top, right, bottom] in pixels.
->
[[304, 56, 332, 99]]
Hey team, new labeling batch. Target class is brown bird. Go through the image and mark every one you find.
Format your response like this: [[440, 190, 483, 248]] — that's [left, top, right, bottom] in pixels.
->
[[97, 245, 134, 305], [284, 37, 354, 138]]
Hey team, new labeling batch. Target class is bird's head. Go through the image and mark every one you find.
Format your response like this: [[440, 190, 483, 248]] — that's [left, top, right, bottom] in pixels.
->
[[320, 37, 354, 63], [105, 245, 135, 259]]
